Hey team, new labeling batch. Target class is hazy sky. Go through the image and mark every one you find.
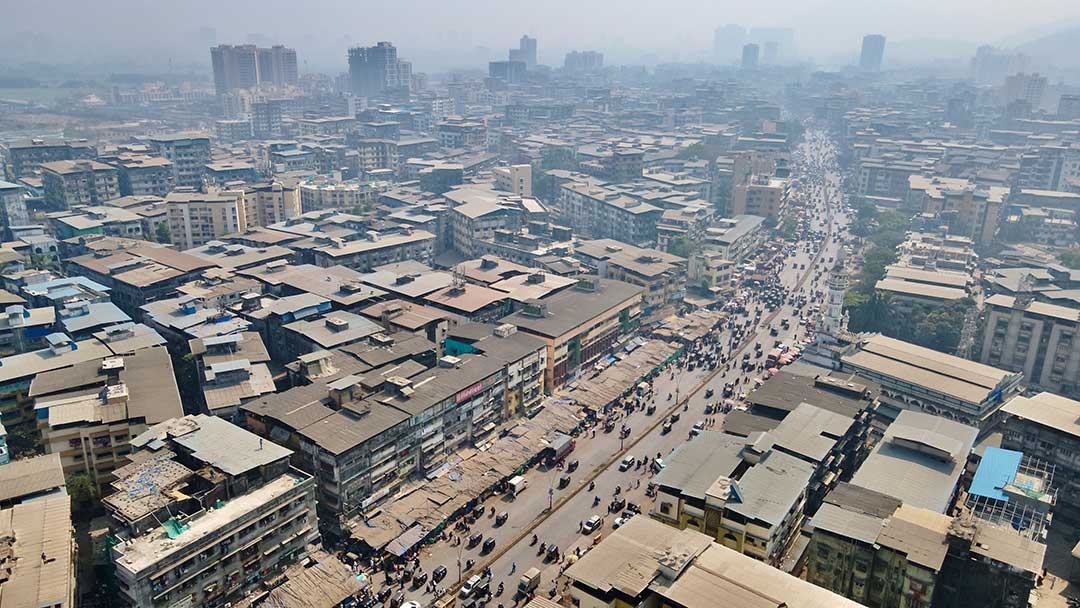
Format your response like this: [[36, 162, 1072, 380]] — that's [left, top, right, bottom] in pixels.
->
[[3, 0, 1079, 73]]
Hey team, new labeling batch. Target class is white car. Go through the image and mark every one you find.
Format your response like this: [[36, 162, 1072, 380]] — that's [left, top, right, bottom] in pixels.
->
[[583, 515, 603, 533], [619, 455, 635, 471], [402, 603, 422, 608], [613, 517, 628, 529]]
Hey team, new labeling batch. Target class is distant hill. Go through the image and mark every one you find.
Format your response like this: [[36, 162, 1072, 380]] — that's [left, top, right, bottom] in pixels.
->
[[1016, 25, 1080, 67]]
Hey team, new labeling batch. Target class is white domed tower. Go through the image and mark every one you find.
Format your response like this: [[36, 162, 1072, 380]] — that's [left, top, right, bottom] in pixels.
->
[[822, 259, 849, 338]]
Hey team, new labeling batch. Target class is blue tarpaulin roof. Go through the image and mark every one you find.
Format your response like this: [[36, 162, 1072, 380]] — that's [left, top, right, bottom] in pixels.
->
[[970, 447, 1023, 501]]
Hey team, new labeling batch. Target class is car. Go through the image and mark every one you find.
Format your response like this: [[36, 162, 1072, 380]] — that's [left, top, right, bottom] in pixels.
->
[[433, 565, 448, 582], [619, 455, 635, 471], [613, 516, 627, 529], [651, 458, 666, 473], [402, 602, 422, 608], [460, 574, 482, 598], [704, 388, 714, 398], [583, 515, 603, 533], [609, 497, 626, 513]]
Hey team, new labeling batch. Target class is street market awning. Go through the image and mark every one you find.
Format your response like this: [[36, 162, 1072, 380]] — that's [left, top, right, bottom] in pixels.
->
[[386, 524, 427, 557]]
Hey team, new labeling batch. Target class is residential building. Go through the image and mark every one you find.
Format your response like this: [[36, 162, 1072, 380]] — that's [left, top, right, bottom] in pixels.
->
[[147, 133, 212, 189], [493, 164, 533, 196], [107, 415, 318, 608], [0, 180, 30, 235], [856, 158, 924, 199], [874, 264, 972, 311], [210, 44, 298, 94], [488, 60, 527, 84], [244, 181, 301, 227], [166, 190, 249, 250], [0, 452, 66, 506], [731, 174, 788, 222], [573, 239, 686, 314], [66, 246, 216, 317], [189, 332, 274, 419], [557, 182, 662, 246], [112, 154, 174, 197], [435, 116, 488, 150], [41, 160, 120, 209], [310, 229, 436, 272], [980, 293, 1080, 398], [841, 334, 1022, 430], [564, 515, 862, 608], [859, 34, 886, 71], [513, 35, 537, 69], [299, 178, 392, 213], [2, 138, 95, 178], [499, 277, 642, 390], [907, 175, 1007, 247], [32, 346, 183, 490], [563, 50, 604, 73], [0, 304, 56, 355], [741, 43, 760, 70], [49, 205, 145, 240], [0, 495, 76, 608], [348, 42, 410, 97], [700, 214, 766, 263]]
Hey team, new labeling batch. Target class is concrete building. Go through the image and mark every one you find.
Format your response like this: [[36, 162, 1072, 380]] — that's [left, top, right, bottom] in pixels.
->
[[32, 346, 183, 491], [210, 44, 298, 94], [147, 133, 212, 189], [563, 50, 603, 73], [699, 214, 766, 263], [573, 239, 686, 314], [2, 138, 95, 179], [0, 180, 29, 236], [188, 332, 274, 419], [874, 265, 972, 311], [0, 304, 56, 356], [493, 164, 533, 197], [731, 175, 788, 222], [166, 190, 249, 250], [310, 229, 436, 272], [907, 175, 1007, 248], [112, 154, 175, 197], [242, 326, 545, 529], [499, 277, 642, 390], [435, 116, 488, 150], [348, 42, 410, 97], [41, 160, 120, 210], [1000, 392, 1080, 516], [244, 181, 301, 227], [66, 246, 216, 317], [564, 515, 862, 608], [557, 182, 662, 246], [741, 43, 760, 70], [841, 334, 1022, 430], [859, 34, 886, 71], [107, 415, 318, 608], [981, 292, 1080, 398]]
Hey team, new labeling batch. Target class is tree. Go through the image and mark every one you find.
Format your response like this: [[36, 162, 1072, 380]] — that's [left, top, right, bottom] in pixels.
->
[[4, 425, 39, 459], [667, 235, 698, 258], [155, 221, 171, 244], [66, 472, 98, 505], [1060, 248, 1080, 270]]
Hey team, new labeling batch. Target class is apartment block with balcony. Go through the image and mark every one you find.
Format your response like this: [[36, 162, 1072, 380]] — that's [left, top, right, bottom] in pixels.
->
[[557, 182, 662, 246], [107, 415, 318, 608], [573, 239, 686, 315], [166, 190, 249, 250], [147, 133, 211, 189], [41, 160, 120, 210], [980, 293, 1080, 399]]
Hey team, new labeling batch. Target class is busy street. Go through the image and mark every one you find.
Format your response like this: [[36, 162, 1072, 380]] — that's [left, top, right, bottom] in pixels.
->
[[368, 129, 853, 608]]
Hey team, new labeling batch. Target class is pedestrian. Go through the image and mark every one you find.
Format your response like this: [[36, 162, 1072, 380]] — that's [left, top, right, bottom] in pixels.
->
[[511, 562, 517, 574]]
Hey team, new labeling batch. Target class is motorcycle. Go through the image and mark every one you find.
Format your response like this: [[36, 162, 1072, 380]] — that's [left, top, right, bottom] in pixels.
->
[[530, 534, 538, 546], [588, 481, 595, 492], [497, 582, 504, 596], [593, 495, 601, 507]]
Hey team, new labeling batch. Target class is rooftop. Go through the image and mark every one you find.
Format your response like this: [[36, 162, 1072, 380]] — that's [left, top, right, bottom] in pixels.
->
[[499, 277, 642, 338], [0, 453, 66, 504], [133, 414, 291, 477], [1001, 392, 1080, 439], [0, 495, 75, 608]]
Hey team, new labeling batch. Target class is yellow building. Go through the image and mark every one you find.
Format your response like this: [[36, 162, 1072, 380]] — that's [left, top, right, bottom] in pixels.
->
[[166, 189, 249, 250]]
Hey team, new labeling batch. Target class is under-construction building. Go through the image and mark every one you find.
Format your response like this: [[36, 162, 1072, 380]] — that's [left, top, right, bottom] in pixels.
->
[[105, 415, 317, 608]]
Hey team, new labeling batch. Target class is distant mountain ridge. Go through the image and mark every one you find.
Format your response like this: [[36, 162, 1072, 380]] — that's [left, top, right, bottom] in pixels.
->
[[1015, 24, 1080, 67]]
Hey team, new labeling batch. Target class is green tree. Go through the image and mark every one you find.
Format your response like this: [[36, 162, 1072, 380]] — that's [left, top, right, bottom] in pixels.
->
[[1060, 248, 1080, 270], [66, 472, 98, 505], [667, 235, 698, 258], [155, 221, 171, 244], [5, 425, 39, 459]]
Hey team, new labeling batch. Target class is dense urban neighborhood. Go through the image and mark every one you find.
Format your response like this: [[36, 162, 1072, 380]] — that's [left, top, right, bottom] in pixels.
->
[[4, 17, 1080, 608]]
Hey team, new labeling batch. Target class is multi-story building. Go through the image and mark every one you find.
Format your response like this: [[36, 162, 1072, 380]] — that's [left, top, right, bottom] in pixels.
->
[[32, 345, 183, 491], [488, 60, 527, 84], [242, 326, 545, 530], [252, 98, 287, 138], [699, 214, 766, 263], [166, 190, 249, 250], [907, 175, 1007, 248], [2, 138, 95, 178], [66, 246, 216, 316], [856, 157, 925, 199], [298, 178, 392, 213], [112, 154, 175, 197], [41, 160, 120, 210], [1000, 392, 1080, 515], [493, 164, 532, 197], [741, 43, 760, 69], [445, 187, 542, 257], [435, 116, 488, 150], [731, 174, 788, 222], [311, 229, 436, 272], [147, 133, 212, 189], [0, 304, 56, 356], [573, 239, 686, 314], [107, 415, 318, 608], [563, 50, 604, 73], [564, 516, 862, 608], [859, 34, 886, 71], [500, 277, 642, 390], [558, 182, 662, 246], [245, 181, 300, 227], [841, 334, 1022, 431], [210, 44, 298, 94], [980, 292, 1080, 398], [188, 332, 274, 419], [0, 180, 29, 236], [214, 119, 254, 142], [347, 42, 410, 97]]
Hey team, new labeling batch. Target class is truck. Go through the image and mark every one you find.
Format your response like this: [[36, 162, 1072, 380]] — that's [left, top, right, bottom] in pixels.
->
[[517, 567, 541, 597], [545, 433, 576, 466], [508, 475, 528, 497]]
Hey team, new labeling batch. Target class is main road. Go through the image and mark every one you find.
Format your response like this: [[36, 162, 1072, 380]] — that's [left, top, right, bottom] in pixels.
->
[[390, 130, 849, 606]]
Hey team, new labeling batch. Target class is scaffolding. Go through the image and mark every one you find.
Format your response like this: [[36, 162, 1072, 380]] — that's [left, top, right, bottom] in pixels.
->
[[965, 454, 1056, 541]]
